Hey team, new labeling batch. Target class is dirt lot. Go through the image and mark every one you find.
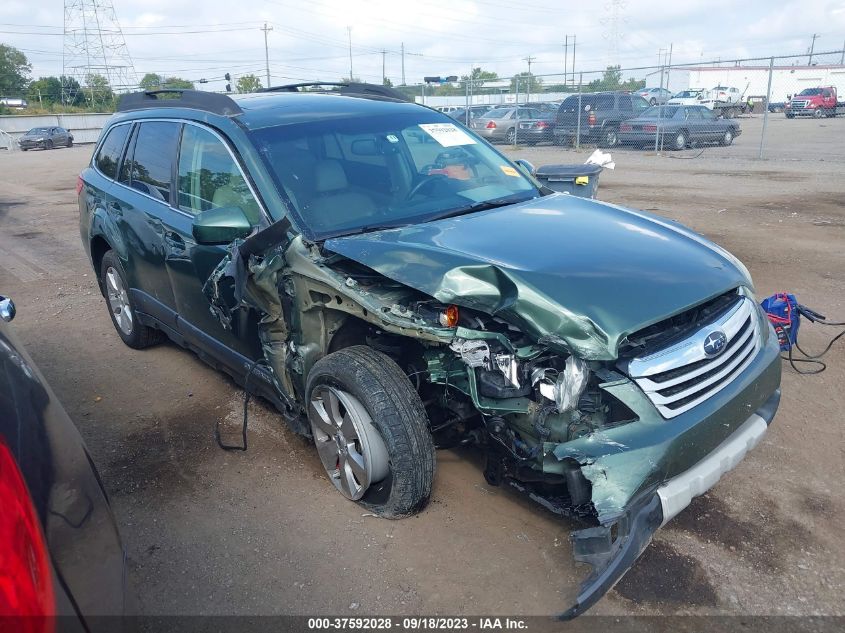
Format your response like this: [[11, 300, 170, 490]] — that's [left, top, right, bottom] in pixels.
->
[[1, 115, 844, 619]]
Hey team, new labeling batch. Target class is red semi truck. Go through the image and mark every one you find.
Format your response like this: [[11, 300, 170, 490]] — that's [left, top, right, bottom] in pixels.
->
[[785, 86, 845, 118]]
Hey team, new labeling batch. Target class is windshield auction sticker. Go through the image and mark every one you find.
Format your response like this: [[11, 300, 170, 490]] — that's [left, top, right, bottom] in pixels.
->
[[419, 123, 477, 147]]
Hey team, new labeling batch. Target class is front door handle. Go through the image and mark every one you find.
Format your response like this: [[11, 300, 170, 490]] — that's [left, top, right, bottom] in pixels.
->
[[164, 231, 186, 250]]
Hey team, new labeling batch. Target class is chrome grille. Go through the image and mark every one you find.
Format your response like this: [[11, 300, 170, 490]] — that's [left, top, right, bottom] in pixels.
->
[[791, 100, 808, 108], [628, 297, 760, 418]]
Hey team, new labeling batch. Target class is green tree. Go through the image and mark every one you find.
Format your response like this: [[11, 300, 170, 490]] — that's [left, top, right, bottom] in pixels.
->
[[85, 73, 114, 105], [382, 77, 393, 87], [139, 72, 163, 90], [236, 74, 263, 93], [162, 76, 194, 90], [510, 72, 543, 94], [462, 67, 498, 88], [27, 76, 63, 105], [0, 44, 31, 96]]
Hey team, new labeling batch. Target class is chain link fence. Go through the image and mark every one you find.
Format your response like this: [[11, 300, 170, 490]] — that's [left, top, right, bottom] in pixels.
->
[[416, 49, 845, 162]]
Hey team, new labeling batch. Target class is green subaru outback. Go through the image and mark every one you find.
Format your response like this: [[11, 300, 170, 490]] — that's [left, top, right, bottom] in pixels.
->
[[79, 84, 781, 617]]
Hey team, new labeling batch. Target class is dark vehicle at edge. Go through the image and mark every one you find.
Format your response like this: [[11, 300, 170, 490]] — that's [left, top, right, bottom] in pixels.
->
[[618, 105, 741, 150], [553, 91, 650, 148], [18, 127, 74, 151], [0, 295, 126, 628]]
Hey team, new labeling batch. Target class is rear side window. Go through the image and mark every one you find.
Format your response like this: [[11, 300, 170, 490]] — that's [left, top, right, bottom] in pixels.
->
[[95, 125, 130, 179], [128, 122, 181, 202], [594, 95, 614, 110], [618, 96, 633, 112]]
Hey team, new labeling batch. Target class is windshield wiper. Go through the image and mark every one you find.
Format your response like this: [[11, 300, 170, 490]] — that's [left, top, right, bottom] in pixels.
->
[[425, 193, 537, 223]]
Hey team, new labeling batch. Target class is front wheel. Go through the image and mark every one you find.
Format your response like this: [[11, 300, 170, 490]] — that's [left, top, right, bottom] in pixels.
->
[[813, 108, 823, 119], [505, 128, 516, 144], [45, 139, 53, 150], [66, 138, 73, 147], [306, 346, 435, 518], [720, 129, 734, 146], [672, 130, 687, 150]]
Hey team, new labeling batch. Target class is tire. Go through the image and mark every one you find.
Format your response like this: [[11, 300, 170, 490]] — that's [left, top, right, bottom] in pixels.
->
[[505, 128, 516, 144], [66, 138, 73, 147], [672, 130, 687, 151], [306, 346, 435, 518], [599, 126, 619, 148], [45, 139, 53, 150], [20, 148, 28, 152], [813, 108, 823, 119], [100, 250, 164, 349], [720, 128, 734, 146], [649, 98, 657, 106], [785, 113, 794, 119]]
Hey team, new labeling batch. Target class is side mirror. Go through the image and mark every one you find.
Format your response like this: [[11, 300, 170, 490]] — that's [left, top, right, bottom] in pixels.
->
[[192, 206, 253, 245], [513, 159, 536, 177], [0, 295, 16, 323]]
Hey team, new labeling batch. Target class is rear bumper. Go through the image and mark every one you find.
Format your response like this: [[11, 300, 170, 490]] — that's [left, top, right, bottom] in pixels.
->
[[562, 387, 780, 619]]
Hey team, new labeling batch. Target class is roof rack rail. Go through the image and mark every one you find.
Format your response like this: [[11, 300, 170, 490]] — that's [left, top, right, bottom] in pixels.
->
[[259, 82, 412, 103], [116, 89, 243, 116]]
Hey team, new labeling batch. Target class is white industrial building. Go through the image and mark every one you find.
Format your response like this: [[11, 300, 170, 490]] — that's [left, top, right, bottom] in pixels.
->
[[649, 64, 845, 102]]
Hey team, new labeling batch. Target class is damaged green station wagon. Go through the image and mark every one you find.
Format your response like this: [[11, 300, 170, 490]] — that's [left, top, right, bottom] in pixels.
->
[[79, 84, 781, 617]]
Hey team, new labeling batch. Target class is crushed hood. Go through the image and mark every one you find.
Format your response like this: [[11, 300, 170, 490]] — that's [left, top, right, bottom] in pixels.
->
[[325, 194, 750, 359]]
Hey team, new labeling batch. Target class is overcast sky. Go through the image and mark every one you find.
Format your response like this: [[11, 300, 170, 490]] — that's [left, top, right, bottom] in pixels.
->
[[2, 0, 845, 92]]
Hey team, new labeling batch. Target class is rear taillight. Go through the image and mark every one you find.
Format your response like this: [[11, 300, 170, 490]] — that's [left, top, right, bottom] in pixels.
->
[[620, 123, 631, 132], [486, 121, 497, 129], [644, 125, 657, 133], [0, 440, 55, 629], [536, 121, 548, 129], [75, 176, 83, 196], [587, 112, 596, 125]]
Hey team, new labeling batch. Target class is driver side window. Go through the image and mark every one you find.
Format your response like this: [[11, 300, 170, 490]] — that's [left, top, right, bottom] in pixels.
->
[[177, 125, 262, 225]]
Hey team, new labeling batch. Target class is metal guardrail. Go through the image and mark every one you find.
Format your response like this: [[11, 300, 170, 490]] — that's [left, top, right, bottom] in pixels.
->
[[0, 128, 15, 151]]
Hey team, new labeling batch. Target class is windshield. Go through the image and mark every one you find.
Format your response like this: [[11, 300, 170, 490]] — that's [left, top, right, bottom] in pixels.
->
[[248, 111, 539, 240], [673, 91, 700, 98], [27, 127, 51, 135], [798, 88, 823, 96], [641, 106, 679, 118]]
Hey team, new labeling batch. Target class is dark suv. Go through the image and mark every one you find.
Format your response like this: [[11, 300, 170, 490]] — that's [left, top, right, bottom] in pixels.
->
[[78, 84, 780, 618], [554, 91, 649, 147]]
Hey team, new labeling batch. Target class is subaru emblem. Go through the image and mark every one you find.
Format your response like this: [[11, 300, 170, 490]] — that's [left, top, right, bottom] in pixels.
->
[[703, 331, 728, 358]]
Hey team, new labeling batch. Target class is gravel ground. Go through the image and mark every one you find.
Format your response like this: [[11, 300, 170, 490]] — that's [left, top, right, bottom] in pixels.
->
[[1, 115, 843, 619]]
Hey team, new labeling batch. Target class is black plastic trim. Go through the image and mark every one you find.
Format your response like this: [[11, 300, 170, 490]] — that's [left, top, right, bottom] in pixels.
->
[[259, 82, 412, 102], [116, 90, 243, 116]]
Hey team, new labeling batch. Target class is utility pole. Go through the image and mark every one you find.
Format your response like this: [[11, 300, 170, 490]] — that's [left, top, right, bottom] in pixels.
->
[[808, 33, 819, 65], [347, 26, 353, 80], [261, 23, 273, 88], [571, 35, 576, 82], [524, 55, 536, 104], [841, 40, 845, 65], [381, 49, 387, 85], [401, 43, 405, 85], [563, 35, 569, 87]]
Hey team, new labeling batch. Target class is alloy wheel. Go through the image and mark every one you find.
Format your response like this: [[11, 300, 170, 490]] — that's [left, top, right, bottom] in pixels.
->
[[105, 266, 133, 335], [309, 386, 390, 501]]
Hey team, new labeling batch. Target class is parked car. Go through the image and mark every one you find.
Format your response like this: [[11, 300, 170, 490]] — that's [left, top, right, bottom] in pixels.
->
[[553, 91, 650, 147], [0, 295, 127, 626], [618, 104, 741, 149], [785, 86, 844, 118], [636, 87, 673, 105], [470, 106, 545, 143], [667, 89, 705, 106], [18, 126, 73, 151], [79, 84, 781, 618], [710, 86, 742, 104], [515, 111, 556, 144]]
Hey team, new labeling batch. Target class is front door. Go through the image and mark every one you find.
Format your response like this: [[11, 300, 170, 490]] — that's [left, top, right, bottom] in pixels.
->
[[164, 123, 265, 361]]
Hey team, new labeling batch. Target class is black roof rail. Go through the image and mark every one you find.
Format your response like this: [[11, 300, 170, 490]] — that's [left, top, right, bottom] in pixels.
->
[[259, 82, 412, 103], [116, 89, 243, 116]]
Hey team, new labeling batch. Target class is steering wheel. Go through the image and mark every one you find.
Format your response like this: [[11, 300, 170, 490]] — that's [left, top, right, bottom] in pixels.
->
[[406, 172, 448, 200]]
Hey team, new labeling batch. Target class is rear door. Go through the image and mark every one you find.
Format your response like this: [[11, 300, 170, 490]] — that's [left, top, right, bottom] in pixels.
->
[[166, 122, 264, 360], [112, 120, 182, 328], [696, 106, 722, 140]]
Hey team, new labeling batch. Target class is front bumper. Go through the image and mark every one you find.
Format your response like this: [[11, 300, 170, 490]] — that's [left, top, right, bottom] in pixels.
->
[[561, 387, 780, 619], [18, 140, 46, 149]]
